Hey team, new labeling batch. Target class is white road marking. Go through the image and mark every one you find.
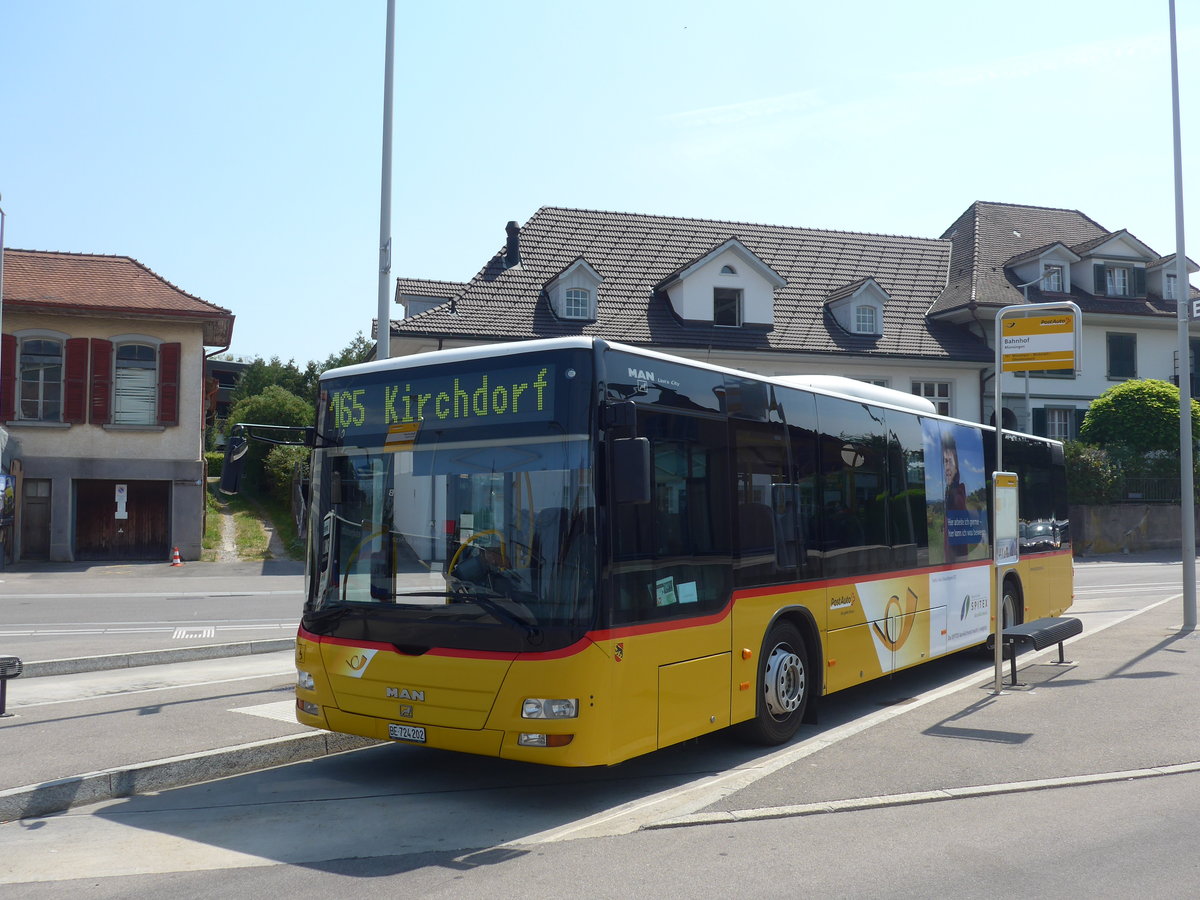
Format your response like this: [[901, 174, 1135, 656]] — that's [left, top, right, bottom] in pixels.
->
[[230, 700, 299, 723]]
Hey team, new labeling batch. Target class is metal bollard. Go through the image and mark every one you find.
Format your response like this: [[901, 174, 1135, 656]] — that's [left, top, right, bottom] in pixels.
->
[[0, 656, 22, 717]]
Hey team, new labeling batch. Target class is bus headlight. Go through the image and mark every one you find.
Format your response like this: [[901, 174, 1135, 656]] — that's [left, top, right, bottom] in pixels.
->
[[521, 698, 578, 719], [297, 670, 315, 691]]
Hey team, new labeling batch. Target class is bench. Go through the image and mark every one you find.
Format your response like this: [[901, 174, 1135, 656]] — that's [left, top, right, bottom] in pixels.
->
[[986, 617, 1083, 687]]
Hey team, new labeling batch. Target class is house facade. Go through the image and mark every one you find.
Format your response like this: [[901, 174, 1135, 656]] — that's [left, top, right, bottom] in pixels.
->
[[1, 249, 234, 561], [389, 202, 1198, 436]]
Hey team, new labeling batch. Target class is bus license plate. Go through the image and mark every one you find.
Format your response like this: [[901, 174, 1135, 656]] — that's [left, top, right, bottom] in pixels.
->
[[388, 723, 426, 743]]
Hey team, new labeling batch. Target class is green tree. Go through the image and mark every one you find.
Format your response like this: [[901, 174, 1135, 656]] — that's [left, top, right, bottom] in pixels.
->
[[230, 357, 312, 407], [227, 386, 314, 489], [321, 331, 374, 373], [230, 333, 374, 406], [1079, 379, 1200, 452]]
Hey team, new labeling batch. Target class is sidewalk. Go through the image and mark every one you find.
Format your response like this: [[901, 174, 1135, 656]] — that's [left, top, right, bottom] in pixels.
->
[[676, 593, 1200, 824], [0, 648, 374, 822]]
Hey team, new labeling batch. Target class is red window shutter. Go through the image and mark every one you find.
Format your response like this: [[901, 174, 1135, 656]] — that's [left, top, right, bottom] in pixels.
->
[[0, 334, 16, 422], [158, 342, 181, 426], [63, 337, 90, 424], [90, 339, 113, 425]]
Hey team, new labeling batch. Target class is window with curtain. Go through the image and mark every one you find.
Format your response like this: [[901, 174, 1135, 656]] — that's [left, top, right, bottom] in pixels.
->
[[114, 343, 158, 424]]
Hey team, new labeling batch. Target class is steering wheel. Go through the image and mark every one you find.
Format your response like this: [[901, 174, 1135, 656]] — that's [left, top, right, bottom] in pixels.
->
[[447, 529, 508, 577]]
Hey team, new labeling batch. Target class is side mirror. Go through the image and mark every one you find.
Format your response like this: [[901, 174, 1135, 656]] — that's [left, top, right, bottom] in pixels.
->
[[219, 432, 249, 495], [612, 437, 651, 504]]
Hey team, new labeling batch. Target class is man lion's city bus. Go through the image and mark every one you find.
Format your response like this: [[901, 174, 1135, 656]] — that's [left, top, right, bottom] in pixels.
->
[[225, 337, 1073, 767]]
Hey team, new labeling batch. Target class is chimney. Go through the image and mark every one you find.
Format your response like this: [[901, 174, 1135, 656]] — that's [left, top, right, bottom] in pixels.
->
[[504, 220, 521, 269]]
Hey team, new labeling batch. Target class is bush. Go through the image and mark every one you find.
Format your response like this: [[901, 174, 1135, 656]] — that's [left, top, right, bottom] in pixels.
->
[[227, 385, 314, 490], [263, 445, 310, 507], [1079, 379, 1200, 452], [205, 451, 224, 478], [1063, 442, 1122, 504]]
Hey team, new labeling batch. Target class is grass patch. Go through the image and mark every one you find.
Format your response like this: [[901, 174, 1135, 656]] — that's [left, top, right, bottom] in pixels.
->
[[233, 504, 271, 559], [255, 491, 306, 559], [202, 481, 223, 561], [204, 480, 292, 561]]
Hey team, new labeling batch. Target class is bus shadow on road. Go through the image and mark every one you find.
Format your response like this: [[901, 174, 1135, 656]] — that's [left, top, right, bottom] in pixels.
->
[[77, 651, 1013, 876]]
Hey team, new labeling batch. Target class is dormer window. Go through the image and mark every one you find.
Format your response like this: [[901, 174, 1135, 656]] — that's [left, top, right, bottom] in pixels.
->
[[1166, 274, 1178, 300], [714, 288, 742, 326], [855, 306, 877, 334], [1108, 266, 1129, 296], [544, 258, 601, 321], [1094, 262, 1146, 298], [1042, 264, 1064, 292], [563, 288, 590, 319], [825, 276, 887, 336], [657, 238, 784, 328]]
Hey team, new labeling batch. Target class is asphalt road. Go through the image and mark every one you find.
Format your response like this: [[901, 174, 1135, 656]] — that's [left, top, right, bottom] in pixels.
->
[[0, 560, 304, 661], [1, 554, 1197, 896]]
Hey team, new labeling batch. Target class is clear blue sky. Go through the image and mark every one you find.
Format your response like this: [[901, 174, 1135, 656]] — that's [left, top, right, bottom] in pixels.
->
[[2, 1, 1197, 364]]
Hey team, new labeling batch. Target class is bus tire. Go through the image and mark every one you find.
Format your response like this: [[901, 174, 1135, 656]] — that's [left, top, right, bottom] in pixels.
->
[[739, 620, 809, 746], [1002, 576, 1023, 629]]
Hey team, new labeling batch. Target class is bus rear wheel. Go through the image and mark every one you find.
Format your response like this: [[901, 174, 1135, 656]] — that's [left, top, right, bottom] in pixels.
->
[[1002, 577, 1023, 629], [739, 620, 809, 746]]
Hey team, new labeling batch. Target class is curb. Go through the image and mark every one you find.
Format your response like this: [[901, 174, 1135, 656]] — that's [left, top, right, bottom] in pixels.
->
[[0, 730, 379, 823], [21, 639, 297, 678]]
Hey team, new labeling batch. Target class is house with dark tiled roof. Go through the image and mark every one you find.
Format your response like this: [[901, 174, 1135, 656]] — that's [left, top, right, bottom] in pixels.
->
[[389, 207, 995, 420], [930, 201, 1199, 438], [1, 248, 234, 562], [388, 202, 1198, 443]]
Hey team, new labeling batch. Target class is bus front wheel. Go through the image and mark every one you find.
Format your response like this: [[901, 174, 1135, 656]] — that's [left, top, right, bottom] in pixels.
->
[[739, 620, 809, 746]]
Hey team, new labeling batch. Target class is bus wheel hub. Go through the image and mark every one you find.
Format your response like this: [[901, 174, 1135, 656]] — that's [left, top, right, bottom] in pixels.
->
[[764, 643, 804, 718]]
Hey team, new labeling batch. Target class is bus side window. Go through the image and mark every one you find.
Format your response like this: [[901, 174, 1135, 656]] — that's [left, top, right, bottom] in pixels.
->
[[778, 390, 820, 580], [888, 412, 928, 569], [732, 421, 796, 587], [816, 397, 891, 578]]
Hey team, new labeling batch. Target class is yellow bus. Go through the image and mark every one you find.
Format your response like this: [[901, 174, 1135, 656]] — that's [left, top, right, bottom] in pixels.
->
[[227, 337, 1073, 766]]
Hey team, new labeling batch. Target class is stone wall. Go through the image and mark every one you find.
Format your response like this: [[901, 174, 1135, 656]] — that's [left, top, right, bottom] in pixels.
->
[[1070, 503, 1200, 556]]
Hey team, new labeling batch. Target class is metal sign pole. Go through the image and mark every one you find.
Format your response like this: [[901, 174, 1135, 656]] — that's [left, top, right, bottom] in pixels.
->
[[1169, 0, 1197, 630], [993, 300, 1082, 693]]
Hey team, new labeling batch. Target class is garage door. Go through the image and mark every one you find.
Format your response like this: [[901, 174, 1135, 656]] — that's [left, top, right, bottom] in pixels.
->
[[75, 480, 170, 561]]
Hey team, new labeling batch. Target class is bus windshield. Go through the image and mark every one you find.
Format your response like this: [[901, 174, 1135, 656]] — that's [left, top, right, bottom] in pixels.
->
[[307, 434, 598, 640]]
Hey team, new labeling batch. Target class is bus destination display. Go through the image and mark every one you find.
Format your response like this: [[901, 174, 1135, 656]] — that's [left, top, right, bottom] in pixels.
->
[[326, 364, 555, 439]]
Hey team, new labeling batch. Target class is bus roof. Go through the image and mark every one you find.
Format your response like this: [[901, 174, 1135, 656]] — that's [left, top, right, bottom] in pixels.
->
[[324, 337, 1048, 442]]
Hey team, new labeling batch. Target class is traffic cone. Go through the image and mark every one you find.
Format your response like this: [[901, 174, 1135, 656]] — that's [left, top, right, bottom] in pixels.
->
[[170, 547, 183, 567]]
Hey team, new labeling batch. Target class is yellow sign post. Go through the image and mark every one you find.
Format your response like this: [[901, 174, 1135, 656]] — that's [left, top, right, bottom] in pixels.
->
[[1000, 313, 1076, 372], [992, 301, 1081, 693]]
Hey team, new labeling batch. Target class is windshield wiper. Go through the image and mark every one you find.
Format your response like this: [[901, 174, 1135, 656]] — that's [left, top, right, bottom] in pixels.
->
[[449, 586, 541, 638]]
